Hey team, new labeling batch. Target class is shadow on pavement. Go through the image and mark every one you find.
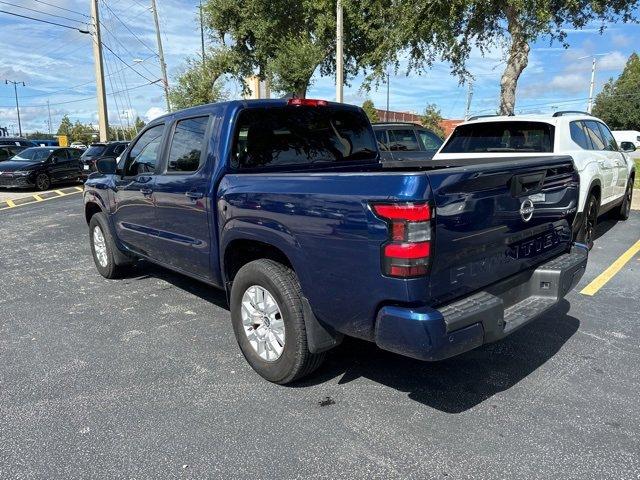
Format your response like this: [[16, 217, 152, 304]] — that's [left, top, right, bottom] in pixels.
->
[[122, 261, 579, 414], [298, 299, 579, 414]]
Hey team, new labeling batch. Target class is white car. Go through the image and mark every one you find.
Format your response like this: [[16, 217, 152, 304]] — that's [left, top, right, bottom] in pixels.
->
[[612, 130, 640, 148], [433, 111, 636, 246]]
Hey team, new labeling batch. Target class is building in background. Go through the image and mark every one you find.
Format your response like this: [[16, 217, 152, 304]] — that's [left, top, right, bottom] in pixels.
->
[[242, 76, 270, 100], [0, 126, 8, 137], [375, 109, 462, 137]]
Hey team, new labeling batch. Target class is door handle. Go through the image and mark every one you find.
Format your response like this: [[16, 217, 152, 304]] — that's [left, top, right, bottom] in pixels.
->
[[140, 188, 153, 196], [185, 191, 204, 200]]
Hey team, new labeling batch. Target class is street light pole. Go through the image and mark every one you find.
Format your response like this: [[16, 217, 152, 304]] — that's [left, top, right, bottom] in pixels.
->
[[335, 0, 343, 103], [5, 79, 25, 137], [587, 57, 596, 114]]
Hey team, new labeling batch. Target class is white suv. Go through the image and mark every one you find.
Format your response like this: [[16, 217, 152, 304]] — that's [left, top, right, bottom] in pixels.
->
[[433, 112, 636, 246]]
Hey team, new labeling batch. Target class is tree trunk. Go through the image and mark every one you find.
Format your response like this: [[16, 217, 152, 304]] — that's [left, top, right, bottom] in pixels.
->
[[499, 6, 529, 115]]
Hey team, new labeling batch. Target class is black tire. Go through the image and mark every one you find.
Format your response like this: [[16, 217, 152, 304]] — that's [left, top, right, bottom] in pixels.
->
[[577, 193, 599, 249], [35, 173, 50, 191], [230, 259, 325, 384], [617, 178, 634, 220], [88, 213, 130, 279]]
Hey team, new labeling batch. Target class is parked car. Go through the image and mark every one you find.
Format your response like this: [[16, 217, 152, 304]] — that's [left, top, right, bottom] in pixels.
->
[[84, 98, 587, 384], [70, 142, 88, 150], [81, 141, 129, 177], [0, 144, 26, 162], [433, 111, 636, 247], [0, 137, 37, 147], [372, 122, 443, 162], [0, 147, 83, 190], [612, 130, 640, 148]]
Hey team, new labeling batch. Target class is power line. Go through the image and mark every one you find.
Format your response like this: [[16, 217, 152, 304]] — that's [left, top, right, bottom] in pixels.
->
[[0, 9, 90, 33], [0, 81, 159, 108], [99, 0, 158, 57], [32, 0, 90, 19], [100, 41, 160, 85], [0, 1, 87, 25]]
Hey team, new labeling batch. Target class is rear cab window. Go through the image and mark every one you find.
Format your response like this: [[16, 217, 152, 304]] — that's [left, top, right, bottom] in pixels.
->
[[166, 116, 210, 173], [441, 121, 554, 153], [232, 105, 377, 170]]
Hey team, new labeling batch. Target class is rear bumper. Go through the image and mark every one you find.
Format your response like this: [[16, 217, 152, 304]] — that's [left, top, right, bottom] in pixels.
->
[[374, 244, 588, 361]]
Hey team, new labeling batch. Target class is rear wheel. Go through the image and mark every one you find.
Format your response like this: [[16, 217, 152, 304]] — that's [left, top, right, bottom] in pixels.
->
[[230, 259, 325, 384], [35, 173, 50, 191], [617, 178, 633, 220], [577, 193, 599, 249]]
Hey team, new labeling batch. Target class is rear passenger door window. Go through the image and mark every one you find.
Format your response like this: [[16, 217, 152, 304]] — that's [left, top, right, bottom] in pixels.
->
[[166, 116, 209, 173], [570, 121, 591, 150], [388, 129, 420, 151], [595, 122, 618, 151], [124, 124, 165, 176], [583, 121, 606, 150]]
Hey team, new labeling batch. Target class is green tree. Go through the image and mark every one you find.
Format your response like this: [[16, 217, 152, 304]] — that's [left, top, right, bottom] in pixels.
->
[[360, 0, 640, 115], [202, 0, 374, 97], [361, 99, 379, 123], [169, 56, 228, 109], [26, 131, 56, 140], [56, 115, 73, 137], [592, 53, 640, 130], [421, 104, 445, 138]]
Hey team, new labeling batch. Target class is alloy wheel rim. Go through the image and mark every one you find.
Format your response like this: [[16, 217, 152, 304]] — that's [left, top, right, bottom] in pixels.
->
[[93, 226, 108, 268], [625, 185, 632, 215], [240, 285, 285, 362], [37, 174, 48, 190]]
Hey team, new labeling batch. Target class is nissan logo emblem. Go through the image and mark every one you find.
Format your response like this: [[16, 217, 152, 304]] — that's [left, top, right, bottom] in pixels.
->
[[520, 199, 534, 222]]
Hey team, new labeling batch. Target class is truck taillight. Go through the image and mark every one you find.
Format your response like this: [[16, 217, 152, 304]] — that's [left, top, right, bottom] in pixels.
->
[[287, 98, 328, 107], [372, 202, 433, 278]]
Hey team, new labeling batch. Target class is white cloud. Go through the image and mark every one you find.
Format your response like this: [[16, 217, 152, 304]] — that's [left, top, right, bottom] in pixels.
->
[[145, 107, 166, 121]]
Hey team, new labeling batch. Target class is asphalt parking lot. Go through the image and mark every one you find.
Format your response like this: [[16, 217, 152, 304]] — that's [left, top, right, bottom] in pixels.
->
[[1, 194, 639, 479]]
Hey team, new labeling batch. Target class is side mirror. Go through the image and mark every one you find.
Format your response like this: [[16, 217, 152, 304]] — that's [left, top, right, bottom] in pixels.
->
[[620, 141, 636, 153], [96, 157, 117, 174]]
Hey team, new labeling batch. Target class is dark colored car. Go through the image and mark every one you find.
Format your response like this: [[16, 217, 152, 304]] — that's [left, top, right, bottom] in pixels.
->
[[83, 98, 587, 384], [0, 147, 83, 191], [0, 144, 26, 162], [80, 141, 129, 177], [0, 137, 38, 148], [372, 122, 443, 162]]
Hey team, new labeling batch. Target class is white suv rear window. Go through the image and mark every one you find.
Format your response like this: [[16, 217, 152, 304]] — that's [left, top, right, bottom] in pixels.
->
[[441, 121, 554, 153]]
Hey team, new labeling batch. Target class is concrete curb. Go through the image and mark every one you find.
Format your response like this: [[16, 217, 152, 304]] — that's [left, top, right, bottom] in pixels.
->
[[633, 189, 640, 211], [0, 186, 83, 211]]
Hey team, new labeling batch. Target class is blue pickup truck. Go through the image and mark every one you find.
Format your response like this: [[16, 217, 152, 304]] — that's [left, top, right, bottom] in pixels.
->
[[83, 98, 588, 383]]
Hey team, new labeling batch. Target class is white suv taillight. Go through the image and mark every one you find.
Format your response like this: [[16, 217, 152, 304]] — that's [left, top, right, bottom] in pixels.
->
[[371, 202, 433, 278]]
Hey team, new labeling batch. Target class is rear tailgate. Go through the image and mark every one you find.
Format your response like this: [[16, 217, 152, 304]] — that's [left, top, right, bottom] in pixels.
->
[[426, 155, 579, 306]]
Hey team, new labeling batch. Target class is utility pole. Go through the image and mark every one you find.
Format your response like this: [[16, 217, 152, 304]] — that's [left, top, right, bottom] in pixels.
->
[[151, 0, 171, 112], [335, 0, 343, 103], [90, 0, 109, 142], [386, 70, 390, 121], [464, 80, 474, 120], [587, 57, 596, 114], [199, 0, 205, 65], [47, 99, 52, 135], [5, 79, 25, 137]]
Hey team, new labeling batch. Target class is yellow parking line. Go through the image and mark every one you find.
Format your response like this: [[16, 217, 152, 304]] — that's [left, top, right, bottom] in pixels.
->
[[55, 190, 66, 196], [581, 239, 640, 296], [33, 194, 43, 202], [0, 189, 83, 211], [74, 186, 83, 192]]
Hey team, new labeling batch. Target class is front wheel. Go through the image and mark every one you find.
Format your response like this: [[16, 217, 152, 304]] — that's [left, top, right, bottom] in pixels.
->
[[89, 213, 130, 279], [35, 173, 50, 191], [230, 259, 325, 384], [577, 193, 599, 249], [617, 179, 634, 220]]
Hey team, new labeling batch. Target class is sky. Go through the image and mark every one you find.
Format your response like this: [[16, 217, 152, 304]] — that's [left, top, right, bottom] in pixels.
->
[[0, 0, 639, 135]]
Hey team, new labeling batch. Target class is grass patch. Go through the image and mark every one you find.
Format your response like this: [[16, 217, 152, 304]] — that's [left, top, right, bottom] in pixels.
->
[[635, 159, 640, 189]]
